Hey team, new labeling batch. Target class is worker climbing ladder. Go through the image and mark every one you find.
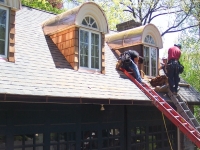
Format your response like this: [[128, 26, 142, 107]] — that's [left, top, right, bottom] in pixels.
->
[[120, 68, 200, 148]]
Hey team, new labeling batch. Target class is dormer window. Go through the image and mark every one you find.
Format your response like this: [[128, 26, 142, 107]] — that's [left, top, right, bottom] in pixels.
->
[[79, 16, 101, 71], [43, 2, 108, 73], [143, 35, 157, 76], [0, 5, 9, 58]]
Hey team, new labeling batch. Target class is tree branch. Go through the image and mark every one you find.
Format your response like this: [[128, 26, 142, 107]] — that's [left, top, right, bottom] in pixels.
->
[[161, 24, 199, 36]]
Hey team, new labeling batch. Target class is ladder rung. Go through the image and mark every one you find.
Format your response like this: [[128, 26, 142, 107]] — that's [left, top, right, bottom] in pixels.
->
[[190, 130, 195, 133], [184, 110, 190, 113], [160, 102, 165, 105], [167, 109, 172, 111], [179, 102, 185, 105], [182, 123, 188, 125], [196, 126, 200, 130]]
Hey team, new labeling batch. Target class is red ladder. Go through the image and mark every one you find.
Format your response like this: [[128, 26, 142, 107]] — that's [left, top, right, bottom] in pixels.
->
[[120, 68, 200, 148]]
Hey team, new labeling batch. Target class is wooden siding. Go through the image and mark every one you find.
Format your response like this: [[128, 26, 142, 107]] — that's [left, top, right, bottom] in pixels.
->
[[8, 10, 15, 62], [50, 27, 79, 70], [50, 27, 105, 73]]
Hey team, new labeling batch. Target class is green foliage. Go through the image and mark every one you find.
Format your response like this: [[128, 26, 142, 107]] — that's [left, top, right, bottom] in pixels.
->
[[21, 0, 66, 14], [179, 33, 200, 128], [179, 38, 200, 92]]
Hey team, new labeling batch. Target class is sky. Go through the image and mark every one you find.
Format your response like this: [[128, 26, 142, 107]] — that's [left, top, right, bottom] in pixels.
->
[[151, 14, 180, 58]]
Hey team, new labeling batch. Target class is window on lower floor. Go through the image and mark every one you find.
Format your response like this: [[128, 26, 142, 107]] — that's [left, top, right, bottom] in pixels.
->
[[102, 128, 120, 149], [50, 132, 76, 150], [143, 46, 157, 76], [14, 134, 44, 150], [81, 130, 98, 149], [0, 5, 9, 58], [79, 29, 101, 71], [130, 125, 177, 150]]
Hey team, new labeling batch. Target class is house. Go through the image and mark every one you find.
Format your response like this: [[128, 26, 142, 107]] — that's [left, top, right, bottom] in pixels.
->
[[0, 1, 200, 149]]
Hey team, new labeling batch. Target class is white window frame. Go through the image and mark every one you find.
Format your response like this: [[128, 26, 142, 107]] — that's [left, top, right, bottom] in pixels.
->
[[0, 5, 9, 58], [143, 45, 158, 76], [79, 28, 101, 71]]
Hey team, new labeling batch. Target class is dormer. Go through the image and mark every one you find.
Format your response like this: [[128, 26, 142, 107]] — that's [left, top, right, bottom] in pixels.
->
[[106, 23, 163, 77], [0, 0, 21, 62], [42, 2, 109, 74]]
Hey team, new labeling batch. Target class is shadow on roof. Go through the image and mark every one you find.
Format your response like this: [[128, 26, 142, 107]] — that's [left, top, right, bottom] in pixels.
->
[[45, 36, 73, 69]]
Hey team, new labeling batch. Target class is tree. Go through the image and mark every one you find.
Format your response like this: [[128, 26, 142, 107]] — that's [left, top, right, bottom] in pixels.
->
[[65, 0, 199, 36], [178, 30, 200, 125], [21, 0, 66, 14], [47, 0, 63, 9]]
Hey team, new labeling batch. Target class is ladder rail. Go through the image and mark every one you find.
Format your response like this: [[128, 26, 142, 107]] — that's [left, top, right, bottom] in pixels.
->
[[168, 90, 200, 131], [120, 68, 200, 148]]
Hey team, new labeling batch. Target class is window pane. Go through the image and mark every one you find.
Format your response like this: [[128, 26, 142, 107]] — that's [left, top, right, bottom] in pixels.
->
[[0, 26, 5, 39], [90, 17, 94, 24], [14, 135, 23, 146], [85, 17, 89, 24], [36, 134, 43, 144], [25, 135, 33, 145], [92, 23, 97, 28], [50, 133, 59, 144], [0, 40, 5, 55], [102, 129, 120, 148], [91, 33, 99, 69], [82, 19, 87, 26], [151, 48, 157, 76], [143, 46, 149, 75], [80, 30, 89, 67], [0, 8, 7, 56], [0, 0, 4, 2], [81, 131, 98, 149]]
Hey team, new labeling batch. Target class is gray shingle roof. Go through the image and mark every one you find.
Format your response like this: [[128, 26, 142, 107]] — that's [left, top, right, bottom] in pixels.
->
[[0, 7, 149, 102], [0, 6, 199, 104]]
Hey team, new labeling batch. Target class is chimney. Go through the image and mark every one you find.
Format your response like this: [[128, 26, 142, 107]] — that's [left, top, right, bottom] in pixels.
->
[[116, 20, 142, 32]]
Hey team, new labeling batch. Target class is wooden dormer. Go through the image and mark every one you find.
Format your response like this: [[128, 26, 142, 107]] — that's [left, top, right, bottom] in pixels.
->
[[105, 23, 163, 77], [42, 2, 109, 74]]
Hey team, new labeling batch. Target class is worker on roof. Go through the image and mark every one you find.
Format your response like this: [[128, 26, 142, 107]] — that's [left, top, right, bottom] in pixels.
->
[[159, 56, 168, 75], [167, 44, 182, 95], [120, 50, 144, 84]]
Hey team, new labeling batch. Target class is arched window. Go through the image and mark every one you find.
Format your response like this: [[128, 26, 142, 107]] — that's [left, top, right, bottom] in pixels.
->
[[143, 35, 157, 76], [144, 35, 155, 45], [82, 16, 98, 29]]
